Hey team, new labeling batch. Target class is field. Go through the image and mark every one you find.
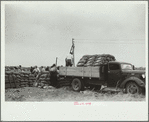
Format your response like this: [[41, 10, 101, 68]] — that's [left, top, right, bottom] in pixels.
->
[[5, 86, 145, 101]]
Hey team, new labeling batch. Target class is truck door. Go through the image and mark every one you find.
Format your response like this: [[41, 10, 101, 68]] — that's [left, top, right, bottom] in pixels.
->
[[100, 65, 108, 81], [107, 63, 121, 87]]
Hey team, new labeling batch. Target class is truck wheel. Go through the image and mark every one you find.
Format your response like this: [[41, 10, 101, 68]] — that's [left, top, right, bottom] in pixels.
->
[[126, 82, 142, 94], [72, 78, 84, 92]]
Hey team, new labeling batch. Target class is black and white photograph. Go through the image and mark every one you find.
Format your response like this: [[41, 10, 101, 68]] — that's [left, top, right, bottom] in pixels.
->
[[1, 1, 148, 121]]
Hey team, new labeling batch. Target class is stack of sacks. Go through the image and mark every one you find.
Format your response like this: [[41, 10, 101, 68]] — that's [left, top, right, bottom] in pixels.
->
[[5, 72, 21, 89], [12, 73, 21, 88], [77, 54, 116, 67], [5, 66, 13, 71], [14, 72, 36, 87], [36, 71, 51, 88], [5, 72, 11, 89], [5, 71, 36, 89], [28, 74, 36, 87], [77, 55, 90, 67], [93, 54, 116, 66], [84, 55, 97, 67], [19, 73, 30, 87]]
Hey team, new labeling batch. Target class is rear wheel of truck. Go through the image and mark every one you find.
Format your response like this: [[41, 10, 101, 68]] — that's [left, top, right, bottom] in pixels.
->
[[126, 82, 142, 94], [71, 78, 84, 92]]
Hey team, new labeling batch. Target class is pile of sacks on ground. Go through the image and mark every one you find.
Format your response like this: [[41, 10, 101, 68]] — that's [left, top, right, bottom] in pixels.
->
[[5, 66, 30, 72], [5, 72, 36, 89], [5, 66, 14, 71], [34, 71, 71, 89], [34, 71, 51, 89], [77, 54, 116, 67]]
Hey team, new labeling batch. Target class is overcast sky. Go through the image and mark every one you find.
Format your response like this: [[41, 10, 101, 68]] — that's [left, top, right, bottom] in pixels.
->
[[5, 2, 146, 67]]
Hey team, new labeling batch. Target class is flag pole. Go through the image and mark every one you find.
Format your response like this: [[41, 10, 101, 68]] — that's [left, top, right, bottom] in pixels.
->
[[72, 38, 75, 67], [56, 57, 58, 66]]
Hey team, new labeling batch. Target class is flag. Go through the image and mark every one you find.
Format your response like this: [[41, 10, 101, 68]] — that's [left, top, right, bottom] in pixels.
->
[[70, 44, 74, 55]]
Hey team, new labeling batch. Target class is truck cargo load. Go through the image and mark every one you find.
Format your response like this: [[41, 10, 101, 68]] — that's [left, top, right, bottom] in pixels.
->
[[77, 54, 116, 67]]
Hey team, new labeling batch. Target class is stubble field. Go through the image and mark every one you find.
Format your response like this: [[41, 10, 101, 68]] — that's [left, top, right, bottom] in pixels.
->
[[5, 86, 145, 101]]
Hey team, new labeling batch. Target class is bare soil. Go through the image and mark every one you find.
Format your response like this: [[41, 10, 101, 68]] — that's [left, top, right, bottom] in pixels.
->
[[5, 86, 145, 101]]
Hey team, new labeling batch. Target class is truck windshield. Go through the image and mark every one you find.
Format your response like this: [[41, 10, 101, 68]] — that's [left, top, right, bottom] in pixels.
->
[[121, 64, 133, 70]]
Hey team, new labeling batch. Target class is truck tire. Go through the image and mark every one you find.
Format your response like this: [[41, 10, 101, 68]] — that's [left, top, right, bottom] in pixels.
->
[[126, 81, 142, 94], [71, 78, 84, 92]]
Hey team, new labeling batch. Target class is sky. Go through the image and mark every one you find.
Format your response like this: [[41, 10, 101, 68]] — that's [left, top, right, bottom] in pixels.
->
[[4, 2, 147, 67]]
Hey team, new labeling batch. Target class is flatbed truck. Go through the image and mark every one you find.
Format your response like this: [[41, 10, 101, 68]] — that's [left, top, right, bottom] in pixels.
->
[[59, 61, 145, 94]]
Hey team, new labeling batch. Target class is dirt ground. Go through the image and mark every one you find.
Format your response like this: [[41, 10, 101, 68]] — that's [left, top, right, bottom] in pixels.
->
[[5, 86, 145, 101]]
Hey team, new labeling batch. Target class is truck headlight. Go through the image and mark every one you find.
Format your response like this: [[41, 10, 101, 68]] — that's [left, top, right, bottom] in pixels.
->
[[142, 74, 145, 78]]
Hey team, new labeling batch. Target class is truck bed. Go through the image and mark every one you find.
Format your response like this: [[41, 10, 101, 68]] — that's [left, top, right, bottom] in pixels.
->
[[59, 67, 100, 78]]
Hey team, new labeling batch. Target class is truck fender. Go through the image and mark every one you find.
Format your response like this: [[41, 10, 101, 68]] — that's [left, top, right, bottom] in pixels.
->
[[120, 77, 145, 88]]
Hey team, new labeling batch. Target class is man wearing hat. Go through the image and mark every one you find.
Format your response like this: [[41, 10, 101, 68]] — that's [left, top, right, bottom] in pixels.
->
[[65, 54, 73, 67]]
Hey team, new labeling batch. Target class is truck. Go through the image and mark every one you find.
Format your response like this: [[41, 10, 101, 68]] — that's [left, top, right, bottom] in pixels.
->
[[59, 61, 145, 94]]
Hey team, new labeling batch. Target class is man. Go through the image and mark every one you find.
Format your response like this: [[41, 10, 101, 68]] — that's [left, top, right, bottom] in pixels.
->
[[13, 67, 18, 72], [45, 66, 50, 71], [33, 66, 40, 77], [30, 66, 34, 74], [18, 65, 22, 72], [65, 54, 73, 67], [41, 66, 45, 72], [50, 64, 58, 87]]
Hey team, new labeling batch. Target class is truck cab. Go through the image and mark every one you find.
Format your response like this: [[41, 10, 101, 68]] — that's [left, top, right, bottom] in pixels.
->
[[102, 61, 145, 94]]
